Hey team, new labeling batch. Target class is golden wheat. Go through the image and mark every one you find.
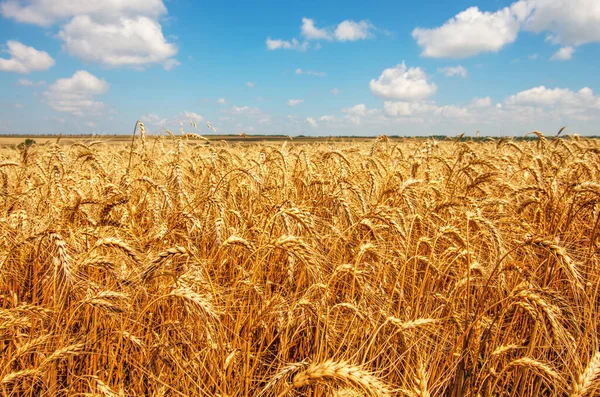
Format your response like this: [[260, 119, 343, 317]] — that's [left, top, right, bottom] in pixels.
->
[[0, 132, 598, 396]]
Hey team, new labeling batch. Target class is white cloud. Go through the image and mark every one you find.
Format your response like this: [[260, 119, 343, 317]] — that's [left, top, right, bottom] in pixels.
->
[[216, 98, 226, 104], [341, 104, 381, 125], [550, 46, 574, 61], [412, 6, 521, 58], [301, 17, 331, 40], [528, 53, 539, 60], [435, 104, 471, 119], [246, 81, 256, 88], [375, 85, 600, 129], [306, 117, 317, 127], [2, 0, 177, 69], [141, 113, 168, 127], [505, 86, 600, 109], [266, 17, 375, 51], [519, 0, 600, 47], [181, 111, 203, 122], [17, 78, 45, 86], [343, 103, 369, 117], [265, 37, 308, 51], [295, 68, 326, 77], [314, 80, 600, 134], [330, 88, 340, 96], [0, 40, 54, 73], [411, 1, 600, 59], [43, 70, 109, 116], [58, 15, 177, 68], [228, 105, 262, 116], [319, 115, 336, 121], [383, 101, 434, 117], [0, 0, 166, 26], [501, 85, 600, 122], [471, 96, 492, 108], [383, 100, 473, 122], [334, 20, 374, 41], [438, 65, 468, 77], [370, 62, 438, 101], [287, 99, 304, 107], [341, 104, 382, 125]]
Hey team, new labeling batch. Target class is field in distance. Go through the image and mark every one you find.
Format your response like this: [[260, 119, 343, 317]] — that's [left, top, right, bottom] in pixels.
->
[[3, 133, 580, 146], [0, 133, 599, 396], [0, 134, 381, 146]]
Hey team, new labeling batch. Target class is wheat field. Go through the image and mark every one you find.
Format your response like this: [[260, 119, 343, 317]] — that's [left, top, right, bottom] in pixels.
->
[[1, 131, 599, 396]]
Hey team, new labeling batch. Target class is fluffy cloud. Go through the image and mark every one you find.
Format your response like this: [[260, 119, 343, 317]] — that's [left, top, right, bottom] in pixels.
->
[[499, 85, 600, 123], [412, 6, 520, 58], [518, 0, 600, 46], [342, 104, 371, 117], [412, 1, 600, 58], [341, 104, 381, 125], [267, 17, 375, 50], [287, 99, 304, 107], [1, 0, 177, 69], [43, 70, 109, 116], [306, 117, 317, 127], [471, 96, 493, 108], [319, 115, 336, 122], [329, 78, 600, 133], [334, 20, 374, 41], [227, 105, 263, 117], [372, 85, 600, 130], [0, 40, 54, 73], [301, 18, 330, 40], [300, 17, 375, 41], [438, 65, 468, 77], [246, 81, 256, 88], [0, 0, 166, 25], [343, 104, 367, 117], [58, 15, 176, 68], [550, 46, 574, 61], [265, 38, 308, 51], [330, 88, 340, 96], [338, 104, 383, 125], [384, 101, 432, 117], [370, 62, 438, 101], [141, 113, 168, 127], [381, 100, 482, 122], [295, 68, 326, 77], [216, 98, 226, 104], [182, 111, 204, 122], [505, 86, 600, 109], [217, 104, 271, 134], [378, 85, 600, 126]]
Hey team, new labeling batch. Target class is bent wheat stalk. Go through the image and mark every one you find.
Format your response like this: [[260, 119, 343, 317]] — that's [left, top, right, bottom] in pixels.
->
[[276, 359, 390, 397]]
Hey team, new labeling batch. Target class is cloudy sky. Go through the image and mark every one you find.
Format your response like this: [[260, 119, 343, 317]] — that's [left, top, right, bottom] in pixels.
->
[[0, 0, 599, 136]]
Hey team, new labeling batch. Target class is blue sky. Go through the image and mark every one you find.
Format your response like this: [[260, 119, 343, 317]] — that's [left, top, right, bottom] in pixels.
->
[[0, 0, 599, 136]]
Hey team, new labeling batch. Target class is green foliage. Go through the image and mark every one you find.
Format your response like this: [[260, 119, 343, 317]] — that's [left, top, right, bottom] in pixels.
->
[[17, 138, 36, 151]]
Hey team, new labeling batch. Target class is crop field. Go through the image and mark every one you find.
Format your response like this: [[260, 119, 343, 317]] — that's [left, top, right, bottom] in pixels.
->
[[1, 132, 600, 396]]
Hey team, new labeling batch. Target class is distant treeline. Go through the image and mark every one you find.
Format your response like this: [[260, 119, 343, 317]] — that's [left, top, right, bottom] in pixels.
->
[[2, 133, 599, 140]]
